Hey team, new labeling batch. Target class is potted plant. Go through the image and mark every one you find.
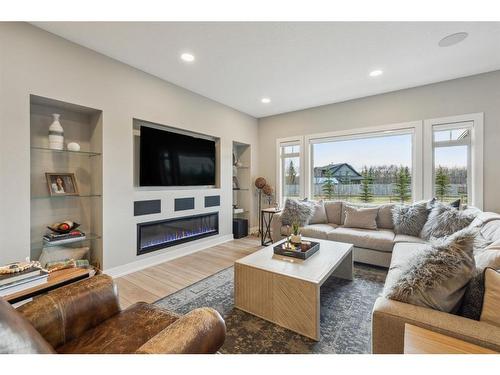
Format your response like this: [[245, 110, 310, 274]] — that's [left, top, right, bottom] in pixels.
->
[[290, 222, 302, 244]]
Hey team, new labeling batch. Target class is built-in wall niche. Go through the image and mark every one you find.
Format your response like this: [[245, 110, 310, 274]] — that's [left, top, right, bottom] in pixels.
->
[[232, 141, 251, 220], [30, 95, 103, 268], [132, 118, 221, 189]]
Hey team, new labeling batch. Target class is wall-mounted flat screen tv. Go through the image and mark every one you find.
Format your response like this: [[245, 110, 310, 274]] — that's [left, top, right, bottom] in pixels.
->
[[139, 125, 216, 186]]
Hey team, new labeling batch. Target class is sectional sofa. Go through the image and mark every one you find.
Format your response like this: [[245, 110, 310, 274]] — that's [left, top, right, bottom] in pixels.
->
[[270, 200, 500, 353]]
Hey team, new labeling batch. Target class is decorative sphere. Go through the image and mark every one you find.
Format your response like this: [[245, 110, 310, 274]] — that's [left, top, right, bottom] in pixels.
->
[[262, 184, 273, 196], [255, 177, 267, 189], [67, 142, 81, 151]]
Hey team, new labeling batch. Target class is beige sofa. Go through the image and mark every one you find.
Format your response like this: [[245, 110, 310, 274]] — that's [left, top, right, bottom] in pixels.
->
[[270, 200, 500, 353]]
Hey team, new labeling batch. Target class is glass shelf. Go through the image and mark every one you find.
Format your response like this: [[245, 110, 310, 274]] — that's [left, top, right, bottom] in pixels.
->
[[31, 146, 101, 157], [234, 165, 250, 169], [31, 194, 102, 200], [233, 188, 249, 191], [31, 233, 102, 251]]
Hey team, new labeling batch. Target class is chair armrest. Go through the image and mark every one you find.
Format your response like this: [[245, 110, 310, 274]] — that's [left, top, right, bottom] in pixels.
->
[[135, 307, 226, 354], [17, 274, 120, 349], [372, 297, 500, 354], [271, 211, 284, 243]]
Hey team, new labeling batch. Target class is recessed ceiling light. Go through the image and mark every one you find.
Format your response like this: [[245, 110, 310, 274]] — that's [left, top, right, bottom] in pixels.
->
[[261, 97, 271, 104], [369, 69, 383, 77], [438, 32, 468, 47], [180, 53, 195, 62]]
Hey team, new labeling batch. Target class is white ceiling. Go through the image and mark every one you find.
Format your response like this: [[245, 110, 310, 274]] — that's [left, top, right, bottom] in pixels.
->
[[32, 22, 500, 118]]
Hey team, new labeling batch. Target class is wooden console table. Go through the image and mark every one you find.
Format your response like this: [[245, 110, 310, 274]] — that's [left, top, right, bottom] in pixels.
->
[[3, 268, 93, 305], [404, 324, 498, 354]]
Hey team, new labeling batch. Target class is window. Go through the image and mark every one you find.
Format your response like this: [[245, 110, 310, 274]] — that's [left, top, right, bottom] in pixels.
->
[[424, 114, 483, 209], [309, 131, 414, 204], [278, 141, 302, 203]]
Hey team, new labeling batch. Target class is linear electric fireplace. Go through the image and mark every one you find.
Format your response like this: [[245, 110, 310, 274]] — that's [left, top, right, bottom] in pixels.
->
[[137, 212, 219, 255]]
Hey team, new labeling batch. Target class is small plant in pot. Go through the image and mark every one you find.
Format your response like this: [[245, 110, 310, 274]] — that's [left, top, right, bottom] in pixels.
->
[[290, 222, 302, 244]]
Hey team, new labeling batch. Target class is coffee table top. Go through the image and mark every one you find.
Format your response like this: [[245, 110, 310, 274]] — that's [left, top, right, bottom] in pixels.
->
[[235, 237, 353, 284]]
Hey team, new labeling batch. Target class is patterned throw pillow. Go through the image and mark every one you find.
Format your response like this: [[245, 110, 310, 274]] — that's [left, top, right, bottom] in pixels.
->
[[384, 227, 477, 312], [391, 200, 430, 237], [280, 198, 314, 227], [420, 202, 475, 240]]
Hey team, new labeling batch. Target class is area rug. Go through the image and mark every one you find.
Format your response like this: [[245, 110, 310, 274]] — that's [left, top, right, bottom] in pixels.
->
[[155, 263, 387, 354]]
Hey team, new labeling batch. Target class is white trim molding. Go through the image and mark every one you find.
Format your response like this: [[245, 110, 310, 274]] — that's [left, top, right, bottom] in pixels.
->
[[423, 113, 484, 209]]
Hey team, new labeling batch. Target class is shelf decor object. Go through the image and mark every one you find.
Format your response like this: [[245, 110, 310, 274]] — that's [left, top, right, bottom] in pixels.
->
[[67, 142, 81, 151], [45, 172, 79, 197], [48, 113, 64, 150]]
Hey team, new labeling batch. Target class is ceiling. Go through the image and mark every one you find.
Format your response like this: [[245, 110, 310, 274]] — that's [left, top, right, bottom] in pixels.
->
[[32, 22, 500, 118]]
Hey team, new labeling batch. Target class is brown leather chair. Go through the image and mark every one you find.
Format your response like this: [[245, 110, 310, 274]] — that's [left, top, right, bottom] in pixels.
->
[[0, 274, 226, 354]]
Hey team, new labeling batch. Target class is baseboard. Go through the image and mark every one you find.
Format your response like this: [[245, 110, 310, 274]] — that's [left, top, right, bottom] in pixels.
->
[[105, 234, 234, 278]]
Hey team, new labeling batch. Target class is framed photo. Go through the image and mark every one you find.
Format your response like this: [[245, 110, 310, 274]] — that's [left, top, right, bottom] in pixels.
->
[[45, 173, 79, 196]]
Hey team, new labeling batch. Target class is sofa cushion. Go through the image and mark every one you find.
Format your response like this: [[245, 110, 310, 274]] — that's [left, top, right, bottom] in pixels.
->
[[324, 201, 343, 225], [480, 268, 500, 327], [475, 239, 500, 270], [394, 234, 427, 244], [281, 198, 314, 226], [327, 227, 395, 252], [308, 200, 328, 224], [299, 224, 337, 239], [420, 203, 475, 240], [377, 204, 395, 229], [343, 204, 379, 230], [384, 228, 477, 313], [477, 218, 500, 244], [57, 302, 178, 354], [392, 201, 430, 237]]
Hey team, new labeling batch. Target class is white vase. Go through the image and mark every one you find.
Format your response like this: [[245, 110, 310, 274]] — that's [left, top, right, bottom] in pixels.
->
[[290, 234, 302, 244], [48, 113, 64, 150]]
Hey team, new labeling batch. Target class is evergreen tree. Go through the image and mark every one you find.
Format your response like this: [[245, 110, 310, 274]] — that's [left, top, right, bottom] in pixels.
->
[[435, 166, 451, 201], [322, 169, 335, 199], [360, 166, 374, 203], [393, 166, 411, 203], [287, 160, 297, 185]]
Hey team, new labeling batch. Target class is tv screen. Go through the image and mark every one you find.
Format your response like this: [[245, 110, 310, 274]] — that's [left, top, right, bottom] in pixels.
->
[[139, 126, 216, 186]]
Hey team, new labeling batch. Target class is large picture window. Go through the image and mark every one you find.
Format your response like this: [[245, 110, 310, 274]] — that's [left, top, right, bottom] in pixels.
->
[[310, 131, 414, 204]]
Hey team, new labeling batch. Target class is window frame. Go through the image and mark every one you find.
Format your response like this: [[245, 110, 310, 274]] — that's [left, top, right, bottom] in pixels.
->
[[276, 137, 305, 205], [423, 113, 484, 209]]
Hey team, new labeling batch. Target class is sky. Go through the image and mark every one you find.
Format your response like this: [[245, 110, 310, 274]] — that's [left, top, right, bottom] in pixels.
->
[[313, 134, 467, 171]]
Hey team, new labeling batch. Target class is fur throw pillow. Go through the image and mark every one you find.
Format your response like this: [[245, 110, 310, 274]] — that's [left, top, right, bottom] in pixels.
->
[[392, 200, 430, 237], [384, 227, 477, 312], [281, 198, 314, 226], [420, 202, 475, 240]]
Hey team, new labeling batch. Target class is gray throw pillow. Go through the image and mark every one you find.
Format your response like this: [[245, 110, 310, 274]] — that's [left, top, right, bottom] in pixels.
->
[[343, 204, 378, 230], [391, 200, 430, 237], [384, 227, 477, 312], [308, 200, 328, 224], [420, 202, 475, 240], [281, 198, 314, 226], [459, 269, 485, 320]]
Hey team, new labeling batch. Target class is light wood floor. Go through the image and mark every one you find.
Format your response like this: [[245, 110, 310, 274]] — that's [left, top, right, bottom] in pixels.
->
[[115, 236, 262, 309]]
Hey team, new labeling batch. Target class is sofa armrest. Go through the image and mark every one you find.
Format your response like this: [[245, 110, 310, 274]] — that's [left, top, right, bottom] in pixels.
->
[[372, 297, 500, 354], [135, 307, 226, 354], [271, 211, 284, 243], [17, 274, 120, 349]]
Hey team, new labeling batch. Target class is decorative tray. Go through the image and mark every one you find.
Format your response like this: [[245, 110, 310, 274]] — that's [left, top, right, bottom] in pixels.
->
[[273, 240, 320, 260]]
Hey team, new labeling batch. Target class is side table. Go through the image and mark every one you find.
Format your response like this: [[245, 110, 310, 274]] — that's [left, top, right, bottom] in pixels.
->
[[260, 207, 281, 246]]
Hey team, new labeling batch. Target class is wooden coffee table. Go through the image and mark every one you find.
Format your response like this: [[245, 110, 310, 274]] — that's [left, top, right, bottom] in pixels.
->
[[234, 237, 353, 340]]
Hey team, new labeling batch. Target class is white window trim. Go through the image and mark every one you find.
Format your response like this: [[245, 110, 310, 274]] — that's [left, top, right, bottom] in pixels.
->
[[304, 121, 423, 202], [276, 136, 305, 204], [423, 113, 484, 209]]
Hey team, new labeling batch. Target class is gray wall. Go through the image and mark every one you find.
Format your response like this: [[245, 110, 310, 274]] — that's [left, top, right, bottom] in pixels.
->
[[0, 23, 259, 268], [258, 70, 500, 212]]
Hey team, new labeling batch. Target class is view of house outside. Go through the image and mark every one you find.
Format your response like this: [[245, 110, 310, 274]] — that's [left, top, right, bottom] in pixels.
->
[[282, 132, 468, 204]]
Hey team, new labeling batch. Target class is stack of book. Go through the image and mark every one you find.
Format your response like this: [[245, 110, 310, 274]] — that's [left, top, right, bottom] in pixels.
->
[[43, 229, 86, 246], [0, 266, 49, 297]]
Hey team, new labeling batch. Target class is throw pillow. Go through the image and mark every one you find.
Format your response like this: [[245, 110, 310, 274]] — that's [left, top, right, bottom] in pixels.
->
[[38, 246, 90, 268], [308, 200, 328, 224], [449, 199, 461, 209], [420, 202, 475, 240], [343, 205, 378, 230], [475, 239, 500, 270], [280, 198, 314, 227], [459, 269, 485, 320], [391, 200, 430, 237], [384, 227, 477, 312], [480, 268, 500, 327]]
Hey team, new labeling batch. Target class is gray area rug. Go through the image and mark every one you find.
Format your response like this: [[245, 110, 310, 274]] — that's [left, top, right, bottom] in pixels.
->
[[155, 263, 387, 354]]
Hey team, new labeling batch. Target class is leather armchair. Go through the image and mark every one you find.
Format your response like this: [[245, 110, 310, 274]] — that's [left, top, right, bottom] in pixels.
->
[[0, 274, 226, 354]]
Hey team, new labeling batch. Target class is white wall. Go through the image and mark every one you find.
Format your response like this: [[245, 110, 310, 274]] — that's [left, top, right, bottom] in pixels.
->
[[0, 23, 259, 268], [258, 70, 500, 213]]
